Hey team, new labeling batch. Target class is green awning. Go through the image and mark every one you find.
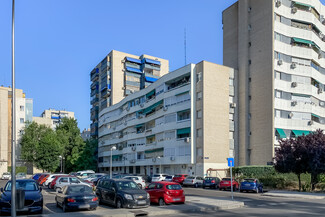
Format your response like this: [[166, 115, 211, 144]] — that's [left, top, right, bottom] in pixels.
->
[[135, 124, 144, 128], [312, 24, 321, 33], [293, 1, 314, 8], [312, 114, 320, 118], [177, 109, 190, 114], [312, 42, 320, 50], [145, 148, 164, 154], [276, 128, 287, 139], [143, 100, 163, 114], [175, 91, 189, 96], [292, 37, 313, 45], [292, 93, 310, 98], [112, 155, 122, 160], [146, 90, 155, 98], [177, 127, 191, 135], [292, 130, 311, 137]]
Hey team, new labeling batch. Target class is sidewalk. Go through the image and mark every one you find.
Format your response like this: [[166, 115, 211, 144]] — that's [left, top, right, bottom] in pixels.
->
[[263, 190, 325, 199], [38, 196, 244, 217]]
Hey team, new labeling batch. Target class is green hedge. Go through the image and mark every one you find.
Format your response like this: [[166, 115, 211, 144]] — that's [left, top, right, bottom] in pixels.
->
[[233, 166, 276, 177], [7, 166, 27, 174]]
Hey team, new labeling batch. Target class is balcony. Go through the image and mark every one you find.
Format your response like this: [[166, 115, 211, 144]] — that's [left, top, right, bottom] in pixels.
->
[[91, 88, 99, 97], [91, 97, 99, 105], [91, 71, 99, 81], [91, 81, 99, 89]]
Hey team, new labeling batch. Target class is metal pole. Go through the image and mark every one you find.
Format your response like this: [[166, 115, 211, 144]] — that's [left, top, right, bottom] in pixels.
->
[[110, 149, 112, 178], [60, 157, 62, 173], [160, 160, 161, 174], [230, 166, 233, 201], [11, 0, 16, 216]]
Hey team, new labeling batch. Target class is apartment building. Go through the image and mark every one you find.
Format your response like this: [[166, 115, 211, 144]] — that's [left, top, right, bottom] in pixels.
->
[[90, 50, 169, 139], [223, 0, 325, 165], [0, 86, 33, 174], [97, 61, 237, 177], [33, 109, 74, 129]]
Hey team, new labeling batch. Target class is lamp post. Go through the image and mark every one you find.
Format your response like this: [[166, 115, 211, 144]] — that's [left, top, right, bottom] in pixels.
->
[[110, 146, 116, 178], [157, 156, 161, 173], [59, 156, 62, 173]]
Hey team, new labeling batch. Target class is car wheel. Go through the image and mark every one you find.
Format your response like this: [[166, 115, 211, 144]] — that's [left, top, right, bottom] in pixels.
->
[[261, 188, 263, 193], [116, 198, 123, 209], [240, 189, 243, 193], [158, 198, 165, 206], [62, 203, 68, 212], [203, 186, 205, 189], [48, 183, 51, 188], [56, 187, 61, 193], [194, 183, 198, 188]]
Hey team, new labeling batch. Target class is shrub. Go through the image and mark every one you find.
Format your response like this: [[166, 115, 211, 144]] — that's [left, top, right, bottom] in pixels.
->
[[7, 166, 27, 174]]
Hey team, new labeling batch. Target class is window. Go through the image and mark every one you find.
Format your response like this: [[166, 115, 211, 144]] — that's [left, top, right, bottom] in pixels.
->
[[20, 118, 24, 124], [197, 92, 202, 100], [165, 131, 175, 140], [177, 110, 190, 121], [20, 106, 24, 111], [197, 72, 202, 82], [229, 79, 234, 86], [197, 110, 202, 119]]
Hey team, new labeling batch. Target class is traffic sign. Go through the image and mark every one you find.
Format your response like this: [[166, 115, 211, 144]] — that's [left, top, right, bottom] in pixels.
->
[[228, 158, 234, 167]]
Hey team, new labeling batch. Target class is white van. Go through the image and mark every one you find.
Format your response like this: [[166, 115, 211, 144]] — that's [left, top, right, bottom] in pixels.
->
[[76, 170, 95, 179]]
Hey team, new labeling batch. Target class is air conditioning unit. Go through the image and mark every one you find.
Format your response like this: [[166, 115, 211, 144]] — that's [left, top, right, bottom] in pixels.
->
[[163, 106, 168, 111], [276, 1, 281, 7], [170, 156, 175, 161], [277, 59, 283, 65], [318, 88, 323, 94], [288, 112, 294, 118], [291, 82, 297, 88], [291, 101, 298, 106], [320, 101, 325, 106], [291, 63, 296, 69], [140, 103, 144, 108], [122, 86, 126, 90], [130, 159, 136, 163], [184, 137, 190, 143], [152, 158, 156, 162], [292, 7, 298, 14], [132, 146, 136, 151], [308, 120, 314, 125], [230, 103, 236, 108]]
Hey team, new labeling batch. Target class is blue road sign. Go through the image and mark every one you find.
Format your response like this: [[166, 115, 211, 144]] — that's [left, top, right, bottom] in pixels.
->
[[228, 158, 234, 167]]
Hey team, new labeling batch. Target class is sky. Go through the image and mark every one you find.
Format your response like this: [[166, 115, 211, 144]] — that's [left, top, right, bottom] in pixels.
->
[[3, 0, 312, 130]]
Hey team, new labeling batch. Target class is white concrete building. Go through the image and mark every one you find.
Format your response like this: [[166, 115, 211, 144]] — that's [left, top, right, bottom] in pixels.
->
[[97, 61, 237, 177]]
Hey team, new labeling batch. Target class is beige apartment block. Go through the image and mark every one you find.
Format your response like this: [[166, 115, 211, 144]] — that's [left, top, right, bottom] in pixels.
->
[[0, 86, 33, 174], [90, 50, 169, 139], [223, 0, 325, 166], [33, 109, 75, 129], [97, 61, 237, 177]]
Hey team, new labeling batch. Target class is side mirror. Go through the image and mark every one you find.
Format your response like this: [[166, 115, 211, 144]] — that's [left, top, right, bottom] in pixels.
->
[[0, 188, 3, 192]]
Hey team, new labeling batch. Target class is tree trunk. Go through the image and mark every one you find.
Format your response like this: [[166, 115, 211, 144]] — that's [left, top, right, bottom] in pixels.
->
[[311, 173, 318, 191], [297, 174, 301, 192]]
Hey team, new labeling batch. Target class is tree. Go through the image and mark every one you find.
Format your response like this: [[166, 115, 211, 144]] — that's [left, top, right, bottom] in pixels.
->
[[75, 139, 98, 171], [21, 122, 62, 172], [55, 118, 85, 173]]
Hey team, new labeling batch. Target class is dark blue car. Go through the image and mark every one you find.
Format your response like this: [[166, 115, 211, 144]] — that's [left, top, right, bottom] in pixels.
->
[[32, 173, 42, 181], [0, 179, 43, 215], [240, 178, 263, 193]]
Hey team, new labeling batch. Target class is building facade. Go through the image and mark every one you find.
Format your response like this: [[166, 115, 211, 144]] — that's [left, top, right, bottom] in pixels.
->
[[0, 86, 33, 174], [90, 50, 169, 139], [33, 109, 74, 129], [223, 0, 325, 165], [97, 61, 237, 177]]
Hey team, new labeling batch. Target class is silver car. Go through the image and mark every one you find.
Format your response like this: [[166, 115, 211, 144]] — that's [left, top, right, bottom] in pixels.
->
[[183, 176, 204, 188], [54, 176, 91, 192], [1, 172, 11, 180]]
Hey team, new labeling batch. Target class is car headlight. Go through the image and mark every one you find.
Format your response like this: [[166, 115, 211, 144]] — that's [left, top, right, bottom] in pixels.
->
[[146, 193, 150, 199], [124, 194, 133, 200]]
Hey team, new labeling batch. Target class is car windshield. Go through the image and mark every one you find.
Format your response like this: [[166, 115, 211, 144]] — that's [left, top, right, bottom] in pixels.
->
[[116, 181, 139, 190], [174, 175, 183, 178], [5, 181, 38, 191], [187, 176, 195, 179], [166, 184, 182, 190], [3, 172, 10, 175], [244, 179, 256, 183], [222, 178, 231, 181], [166, 176, 173, 179], [205, 177, 215, 180], [67, 185, 93, 194], [153, 175, 160, 177], [76, 173, 81, 176]]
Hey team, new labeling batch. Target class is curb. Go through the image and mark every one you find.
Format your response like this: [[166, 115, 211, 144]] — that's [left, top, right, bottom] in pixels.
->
[[262, 193, 325, 200]]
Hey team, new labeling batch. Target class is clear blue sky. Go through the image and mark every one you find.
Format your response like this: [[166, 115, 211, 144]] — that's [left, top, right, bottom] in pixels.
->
[[3, 0, 307, 130]]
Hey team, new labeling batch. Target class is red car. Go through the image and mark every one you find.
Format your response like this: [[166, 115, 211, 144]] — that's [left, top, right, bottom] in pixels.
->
[[37, 173, 49, 185], [219, 177, 239, 191], [145, 182, 185, 206], [50, 175, 67, 189], [172, 174, 188, 185]]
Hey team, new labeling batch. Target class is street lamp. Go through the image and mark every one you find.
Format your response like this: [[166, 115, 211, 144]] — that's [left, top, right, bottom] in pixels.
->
[[157, 156, 162, 173], [59, 156, 63, 173], [110, 146, 116, 178]]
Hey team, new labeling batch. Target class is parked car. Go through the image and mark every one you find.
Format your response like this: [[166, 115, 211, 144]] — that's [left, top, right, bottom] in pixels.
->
[[219, 177, 239, 191], [145, 182, 185, 206], [164, 175, 174, 182], [76, 170, 95, 179], [39, 174, 50, 186], [95, 178, 150, 208], [123, 176, 146, 189], [55, 184, 98, 212], [32, 173, 42, 181], [45, 174, 66, 188], [69, 172, 78, 176], [183, 176, 204, 188], [0, 179, 43, 214], [55, 176, 91, 192], [141, 175, 152, 183], [50, 175, 66, 189], [1, 172, 11, 180], [37, 173, 49, 184], [83, 173, 106, 182], [172, 174, 188, 185], [16, 172, 27, 179], [203, 177, 220, 189], [240, 178, 263, 193], [151, 174, 169, 182]]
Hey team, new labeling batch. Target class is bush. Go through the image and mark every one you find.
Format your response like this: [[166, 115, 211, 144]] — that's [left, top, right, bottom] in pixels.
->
[[233, 166, 276, 178], [7, 166, 27, 174]]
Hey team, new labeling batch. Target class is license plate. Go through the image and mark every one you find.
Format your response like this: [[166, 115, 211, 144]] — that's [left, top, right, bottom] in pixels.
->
[[245, 184, 251, 186], [173, 198, 181, 201], [224, 182, 229, 184], [205, 183, 211, 185], [138, 200, 146, 205], [79, 204, 90, 209]]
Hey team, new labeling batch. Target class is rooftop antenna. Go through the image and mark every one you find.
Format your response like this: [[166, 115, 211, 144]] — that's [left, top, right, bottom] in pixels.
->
[[184, 28, 187, 65]]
